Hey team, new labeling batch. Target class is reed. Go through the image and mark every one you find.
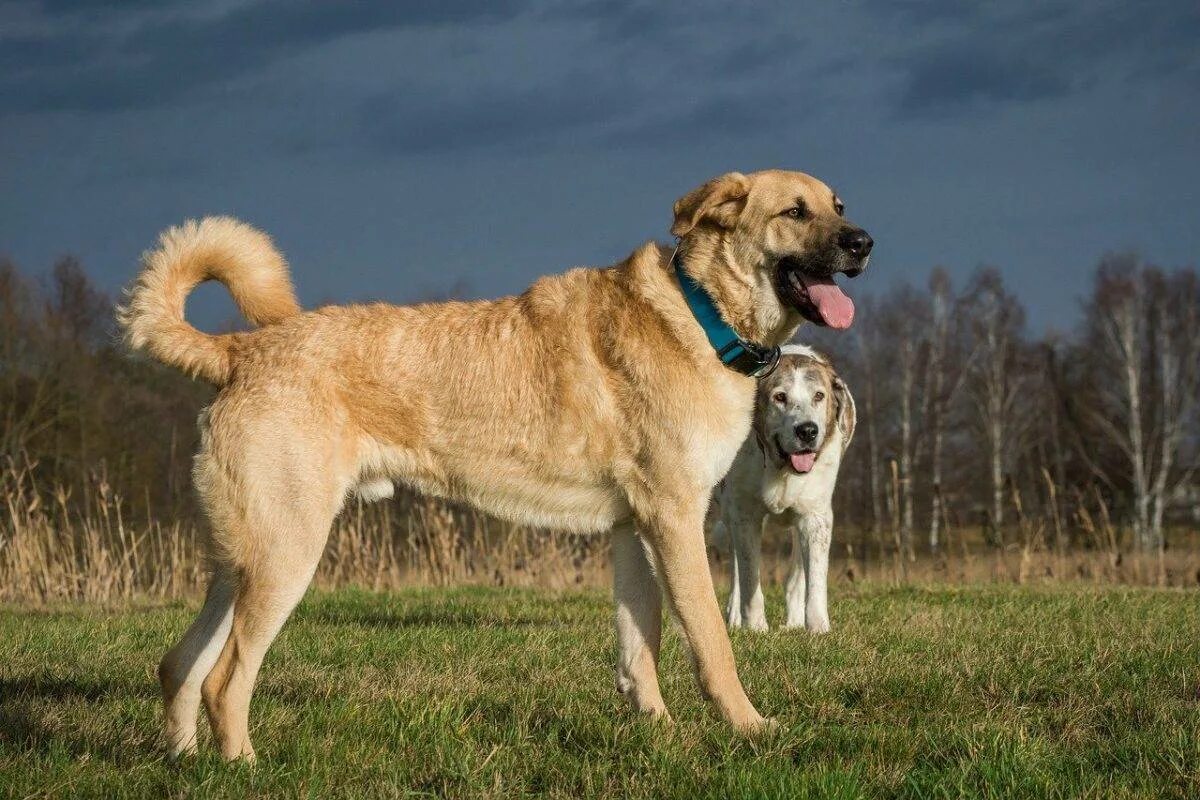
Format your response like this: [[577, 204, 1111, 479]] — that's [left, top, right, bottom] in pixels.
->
[[2, 455, 1197, 605]]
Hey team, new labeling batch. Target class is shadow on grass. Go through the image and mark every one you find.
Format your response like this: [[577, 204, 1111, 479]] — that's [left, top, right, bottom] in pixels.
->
[[0, 674, 159, 764], [298, 605, 560, 630], [0, 675, 148, 703]]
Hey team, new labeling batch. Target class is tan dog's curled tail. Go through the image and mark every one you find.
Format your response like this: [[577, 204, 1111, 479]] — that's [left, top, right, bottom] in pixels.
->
[[117, 217, 301, 385]]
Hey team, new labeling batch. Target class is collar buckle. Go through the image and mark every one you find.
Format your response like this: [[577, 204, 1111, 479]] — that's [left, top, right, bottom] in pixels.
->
[[717, 340, 781, 378]]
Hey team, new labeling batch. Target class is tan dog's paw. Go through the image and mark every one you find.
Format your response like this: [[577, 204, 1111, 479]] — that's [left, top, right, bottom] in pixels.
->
[[751, 716, 782, 737], [733, 712, 780, 737], [627, 696, 671, 722]]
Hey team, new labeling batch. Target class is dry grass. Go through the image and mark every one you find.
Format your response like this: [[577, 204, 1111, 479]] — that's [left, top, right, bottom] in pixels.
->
[[2, 457, 1198, 605], [0, 457, 605, 604], [0, 460, 205, 603]]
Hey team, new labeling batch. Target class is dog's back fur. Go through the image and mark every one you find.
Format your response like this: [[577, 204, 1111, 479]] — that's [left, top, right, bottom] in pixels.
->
[[121, 226, 752, 540]]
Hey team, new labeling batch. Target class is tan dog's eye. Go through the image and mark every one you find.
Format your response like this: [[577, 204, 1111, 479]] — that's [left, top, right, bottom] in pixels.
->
[[783, 204, 807, 220], [813, 391, 825, 402], [772, 391, 787, 404], [833, 199, 845, 216]]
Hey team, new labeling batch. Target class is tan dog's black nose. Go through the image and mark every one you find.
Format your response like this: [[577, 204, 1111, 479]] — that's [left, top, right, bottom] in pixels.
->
[[838, 228, 873, 259]]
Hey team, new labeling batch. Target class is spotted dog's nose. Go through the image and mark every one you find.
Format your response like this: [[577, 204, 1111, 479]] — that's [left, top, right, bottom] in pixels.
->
[[795, 422, 818, 445]]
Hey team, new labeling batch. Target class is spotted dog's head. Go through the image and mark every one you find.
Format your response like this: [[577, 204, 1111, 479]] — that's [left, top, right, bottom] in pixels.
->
[[753, 345, 855, 474]]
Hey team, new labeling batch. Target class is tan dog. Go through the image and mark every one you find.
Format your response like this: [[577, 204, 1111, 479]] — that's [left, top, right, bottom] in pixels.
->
[[118, 169, 872, 760], [709, 345, 856, 633]]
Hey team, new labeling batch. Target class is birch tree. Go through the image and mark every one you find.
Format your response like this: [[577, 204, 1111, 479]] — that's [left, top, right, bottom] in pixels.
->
[[1147, 269, 1200, 543], [961, 268, 1025, 545], [875, 287, 930, 559], [922, 268, 969, 552], [1085, 259, 1200, 549], [853, 303, 885, 541]]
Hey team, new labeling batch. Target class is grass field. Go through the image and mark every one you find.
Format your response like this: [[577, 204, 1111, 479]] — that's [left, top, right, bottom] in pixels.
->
[[2, 585, 1198, 799]]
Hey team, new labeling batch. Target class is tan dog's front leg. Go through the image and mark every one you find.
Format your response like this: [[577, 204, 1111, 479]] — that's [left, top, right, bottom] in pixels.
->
[[612, 523, 669, 719], [641, 504, 770, 734]]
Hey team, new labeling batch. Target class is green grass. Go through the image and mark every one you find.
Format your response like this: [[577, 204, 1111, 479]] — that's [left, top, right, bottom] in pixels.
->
[[2, 585, 1198, 799]]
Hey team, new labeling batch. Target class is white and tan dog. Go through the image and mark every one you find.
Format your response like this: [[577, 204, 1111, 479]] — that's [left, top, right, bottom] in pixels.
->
[[710, 345, 855, 633], [119, 170, 871, 760]]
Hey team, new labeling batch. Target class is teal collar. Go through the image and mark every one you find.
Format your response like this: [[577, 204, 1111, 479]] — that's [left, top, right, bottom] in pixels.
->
[[673, 251, 780, 378]]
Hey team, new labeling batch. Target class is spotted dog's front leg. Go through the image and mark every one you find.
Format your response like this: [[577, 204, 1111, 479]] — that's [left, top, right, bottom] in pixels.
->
[[786, 509, 833, 633], [784, 516, 806, 629]]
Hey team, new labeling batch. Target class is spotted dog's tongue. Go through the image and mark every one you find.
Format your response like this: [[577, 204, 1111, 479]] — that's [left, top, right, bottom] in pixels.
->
[[789, 451, 817, 473], [799, 274, 855, 329]]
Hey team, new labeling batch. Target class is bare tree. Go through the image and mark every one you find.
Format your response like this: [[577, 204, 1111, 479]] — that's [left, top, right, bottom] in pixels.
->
[[922, 268, 969, 552], [1147, 269, 1200, 542], [961, 268, 1025, 545], [853, 307, 885, 542], [1077, 257, 1200, 550], [876, 286, 930, 559], [1096, 261, 1150, 547], [1035, 338, 1071, 547], [894, 309, 920, 559]]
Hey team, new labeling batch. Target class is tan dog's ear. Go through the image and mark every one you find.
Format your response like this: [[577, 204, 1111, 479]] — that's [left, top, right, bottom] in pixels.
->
[[833, 375, 856, 448], [671, 172, 751, 237]]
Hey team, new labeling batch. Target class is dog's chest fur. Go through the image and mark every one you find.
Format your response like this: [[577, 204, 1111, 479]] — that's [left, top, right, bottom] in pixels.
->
[[687, 369, 756, 490]]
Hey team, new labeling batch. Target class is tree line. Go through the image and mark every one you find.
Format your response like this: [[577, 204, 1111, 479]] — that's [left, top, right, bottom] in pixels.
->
[[0, 255, 211, 521], [806, 255, 1199, 559], [1, 252, 1197, 561]]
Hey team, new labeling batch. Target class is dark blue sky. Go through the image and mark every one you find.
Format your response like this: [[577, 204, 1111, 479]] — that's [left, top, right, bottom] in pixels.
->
[[2, 0, 1197, 333]]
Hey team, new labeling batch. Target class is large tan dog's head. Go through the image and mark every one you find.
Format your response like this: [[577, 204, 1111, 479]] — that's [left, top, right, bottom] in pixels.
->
[[672, 169, 872, 345], [753, 346, 855, 474]]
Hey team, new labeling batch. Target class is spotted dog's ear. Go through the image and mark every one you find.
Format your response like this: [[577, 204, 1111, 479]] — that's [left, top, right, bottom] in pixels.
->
[[671, 172, 751, 237], [752, 381, 773, 462], [833, 375, 856, 450]]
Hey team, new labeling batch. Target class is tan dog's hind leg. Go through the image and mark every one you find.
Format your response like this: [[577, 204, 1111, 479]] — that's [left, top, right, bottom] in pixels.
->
[[640, 502, 769, 734], [159, 567, 236, 758], [612, 523, 669, 719], [201, 548, 324, 761], [197, 462, 339, 761]]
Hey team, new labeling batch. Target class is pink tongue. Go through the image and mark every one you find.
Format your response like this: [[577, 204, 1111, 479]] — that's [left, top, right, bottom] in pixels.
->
[[800, 275, 855, 329], [789, 451, 817, 473]]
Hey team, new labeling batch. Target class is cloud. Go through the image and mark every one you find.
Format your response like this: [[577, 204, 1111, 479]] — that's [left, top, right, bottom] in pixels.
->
[[600, 89, 805, 150], [357, 76, 639, 155], [347, 4, 812, 157], [35, 0, 179, 12], [354, 62, 824, 157], [859, 0, 981, 26], [6, 0, 1195, 162], [881, 0, 1200, 119], [0, 0, 529, 115], [895, 44, 1077, 118]]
